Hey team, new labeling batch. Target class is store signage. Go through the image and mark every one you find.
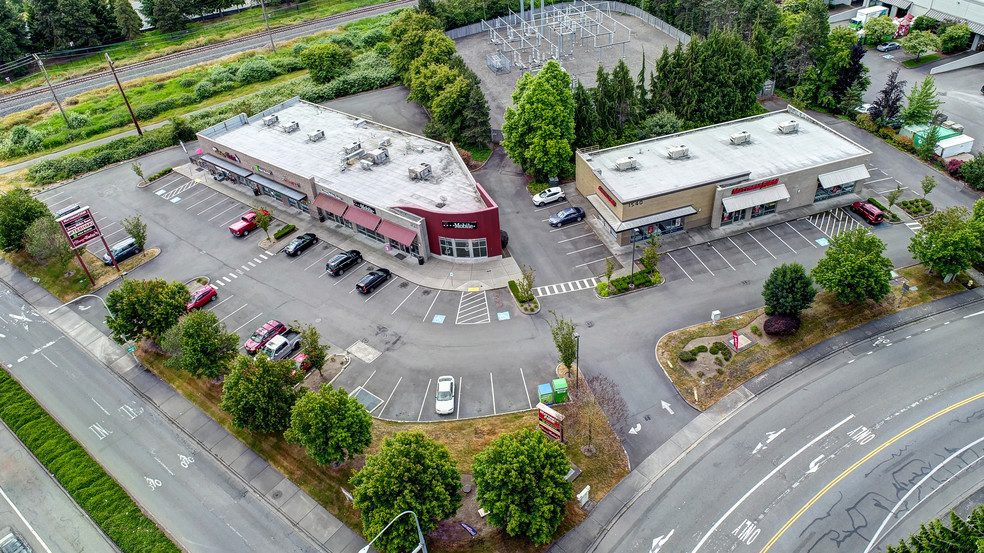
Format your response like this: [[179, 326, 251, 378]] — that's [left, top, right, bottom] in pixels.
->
[[212, 147, 240, 163], [442, 221, 478, 230], [319, 189, 343, 201], [598, 186, 617, 207], [731, 179, 779, 195], [537, 402, 564, 442], [57, 207, 101, 249], [283, 177, 301, 188], [253, 165, 272, 175], [353, 200, 377, 214]]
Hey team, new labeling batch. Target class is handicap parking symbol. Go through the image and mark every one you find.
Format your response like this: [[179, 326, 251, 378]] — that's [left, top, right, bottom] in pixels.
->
[[432, 314, 446, 324], [497, 311, 510, 321]]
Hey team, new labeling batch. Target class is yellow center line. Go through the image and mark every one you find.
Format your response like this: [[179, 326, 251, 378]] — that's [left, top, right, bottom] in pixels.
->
[[758, 390, 984, 553]]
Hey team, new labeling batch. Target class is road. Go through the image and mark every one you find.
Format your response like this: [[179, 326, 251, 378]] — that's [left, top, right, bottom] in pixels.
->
[[0, 282, 330, 552], [591, 300, 984, 552]]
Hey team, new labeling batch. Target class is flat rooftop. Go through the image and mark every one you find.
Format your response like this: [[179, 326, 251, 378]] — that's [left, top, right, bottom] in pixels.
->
[[199, 98, 485, 213], [582, 108, 870, 202]]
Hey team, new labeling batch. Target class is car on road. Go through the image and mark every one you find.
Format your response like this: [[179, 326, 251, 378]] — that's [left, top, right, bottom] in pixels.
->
[[101, 236, 142, 265], [244, 319, 287, 355], [435, 375, 455, 414], [228, 209, 269, 237], [326, 249, 362, 276], [356, 269, 391, 294], [532, 186, 566, 207], [549, 207, 585, 227], [851, 201, 884, 224], [876, 41, 901, 52], [284, 232, 318, 256], [186, 284, 217, 311]]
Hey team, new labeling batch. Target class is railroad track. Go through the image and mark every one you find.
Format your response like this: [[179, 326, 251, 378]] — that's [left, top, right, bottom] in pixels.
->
[[0, 0, 415, 105]]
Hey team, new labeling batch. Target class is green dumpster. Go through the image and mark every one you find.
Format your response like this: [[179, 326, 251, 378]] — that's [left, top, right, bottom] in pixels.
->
[[552, 378, 568, 403]]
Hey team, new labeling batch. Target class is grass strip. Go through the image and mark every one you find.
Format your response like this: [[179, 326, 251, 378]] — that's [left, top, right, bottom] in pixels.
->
[[0, 368, 181, 553]]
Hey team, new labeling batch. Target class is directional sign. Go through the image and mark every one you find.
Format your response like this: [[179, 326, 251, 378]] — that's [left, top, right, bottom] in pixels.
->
[[127, 345, 136, 353]]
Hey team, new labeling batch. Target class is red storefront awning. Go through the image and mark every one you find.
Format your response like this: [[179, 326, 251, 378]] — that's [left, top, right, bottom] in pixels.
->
[[313, 194, 348, 217], [343, 207, 381, 231], [377, 220, 418, 247]]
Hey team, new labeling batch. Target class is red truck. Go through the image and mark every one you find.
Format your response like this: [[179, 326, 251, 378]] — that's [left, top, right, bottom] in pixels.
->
[[244, 319, 287, 355], [229, 209, 269, 237]]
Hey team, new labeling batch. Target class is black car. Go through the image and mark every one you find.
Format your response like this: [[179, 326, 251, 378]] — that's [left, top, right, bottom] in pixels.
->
[[326, 249, 362, 276], [548, 207, 585, 227], [102, 236, 142, 265], [356, 269, 391, 294], [285, 232, 318, 256]]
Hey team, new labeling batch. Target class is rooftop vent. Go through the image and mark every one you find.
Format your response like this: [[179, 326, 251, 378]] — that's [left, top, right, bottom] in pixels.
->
[[359, 160, 373, 171], [778, 120, 799, 134], [281, 121, 299, 134], [614, 156, 637, 171], [416, 147, 425, 154], [378, 137, 392, 148], [367, 148, 389, 164], [730, 131, 751, 145], [409, 163, 432, 180], [344, 142, 362, 155], [307, 130, 325, 142], [262, 115, 279, 126], [666, 145, 689, 159], [353, 119, 366, 128]]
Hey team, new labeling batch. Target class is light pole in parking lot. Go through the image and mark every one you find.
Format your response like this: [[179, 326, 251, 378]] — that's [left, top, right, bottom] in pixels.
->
[[358, 510, 427, 553], [49, 295, 138, 363], [573, 331, 580, 393]]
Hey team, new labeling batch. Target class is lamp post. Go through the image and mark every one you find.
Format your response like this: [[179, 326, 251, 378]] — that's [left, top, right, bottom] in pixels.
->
[[49, 295, 138, 363], [359, 510, 427, 553], [573, 331, 580, 393]]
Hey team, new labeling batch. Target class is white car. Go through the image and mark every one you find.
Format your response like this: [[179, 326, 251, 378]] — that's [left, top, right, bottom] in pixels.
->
[[854, 103, 878, 115], [532, 186, 566, 207], [435, 376, 455, 415]]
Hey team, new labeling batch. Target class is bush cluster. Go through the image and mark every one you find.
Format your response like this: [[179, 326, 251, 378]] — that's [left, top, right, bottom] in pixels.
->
[[236, 56, 279, 84], [763, 315, 801, 336], [708, 341, 732, 361], [147, 167, 173, 182], [947, 159, 964, 177], [898, 198, 933, 217], [273, 224, 296, 239], [507, 279, 533, 303]]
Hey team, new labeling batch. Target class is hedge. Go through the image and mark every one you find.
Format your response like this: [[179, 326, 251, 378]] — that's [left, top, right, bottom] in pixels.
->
[[273, 224, 296, 239], [0, 370, 181, 553], [147, 167, 173, 182]]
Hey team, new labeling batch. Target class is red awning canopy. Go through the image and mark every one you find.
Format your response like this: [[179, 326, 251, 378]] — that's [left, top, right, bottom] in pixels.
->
[[377, 220, 418, 247], [313, 194, 348, 217], [343, 207, 381, 231]]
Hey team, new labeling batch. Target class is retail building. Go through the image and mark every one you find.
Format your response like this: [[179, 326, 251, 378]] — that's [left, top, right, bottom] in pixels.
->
[[575, 106, 873, 246], [193, 97, 502, 262]]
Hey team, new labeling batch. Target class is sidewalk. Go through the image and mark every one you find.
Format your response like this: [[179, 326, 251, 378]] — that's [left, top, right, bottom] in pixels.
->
[[548, 285, 984, 553], [0, 258, 367, 553], [174, 162, 524, 292]]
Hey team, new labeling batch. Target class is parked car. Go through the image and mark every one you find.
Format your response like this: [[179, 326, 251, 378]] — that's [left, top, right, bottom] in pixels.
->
[[284, 232, 318, 256], [326, 249, 362, 276], [228, 209, 269, 237], [532, 186, 566, 206], [435, 375, 455, 415], [291, 352, 311, 379], [0, 529, 32, 553], [356, 269, 391, 294], [549, 207, 585, 227], [854, 103, 879, 115], [186, 284, 217, 311], [244, 319, 287, 355], [259, 329, 302, 361], [876, 41, 901, 52], [101, 236, 141, 265], [851, 201, 884, 224]]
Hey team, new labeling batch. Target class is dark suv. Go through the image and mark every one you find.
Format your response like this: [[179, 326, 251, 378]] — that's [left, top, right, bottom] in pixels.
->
[[326, 250, 362, 276], [102, 236, 141, 265], [356, 269, 391, 294], [851, 201, 884, 224]]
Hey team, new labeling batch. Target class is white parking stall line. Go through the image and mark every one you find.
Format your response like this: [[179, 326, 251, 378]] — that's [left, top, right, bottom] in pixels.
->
[[232, 313, 260, 335], [746, 232, 776, 259], [533, 201, 569, 212], [48, 197, 77, 210], [196, 199, 228, 216], [153, 175, 181, 192], [185, 192, 218, 210], [379, 376, 402, 418], [768, 227, 797, 253], [258, 254, 268, 260], [265, 250, 275, 256], [418, 378, 432, 421], [520, 367, 532, 410], [42, 190, 69, 201], [905, 222, 922, 234], [456, 376, 462, 420], [207, 204, 239, 221], [211, 295, 235, 308], [219, 303, 249, 323], [666, 252, 693, 281], [728, 237, 757, 265], [222, 277, 230, 283], [574, 257, 611, 268], [710, 245, 736, 271], [549, 222, 586, 232], [456, 291, 490, 324], [422, 290, 442, 322], [222, 216, 243, 227], [558, 233, 594, 243], [687, 247, 715, 277], [566, 243, 605, 255], [786, 221, 817, 247], [490, 373, 497, 415], [103, 228, 126, 239], [865, 176, 894, 185], [363, 278, 396, 302], [392, 285, 420, 315], [361, 370, 377, 389], [330, 262, 365, 284], [304, 250, 336, 271]]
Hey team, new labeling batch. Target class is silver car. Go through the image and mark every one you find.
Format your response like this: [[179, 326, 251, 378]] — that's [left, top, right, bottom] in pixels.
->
[[435, 376, 455, 415]]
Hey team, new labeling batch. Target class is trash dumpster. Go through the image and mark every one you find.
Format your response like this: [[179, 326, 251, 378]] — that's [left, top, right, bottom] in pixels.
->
[[538, 383, 554, 405], [552, 378, 568, 403]]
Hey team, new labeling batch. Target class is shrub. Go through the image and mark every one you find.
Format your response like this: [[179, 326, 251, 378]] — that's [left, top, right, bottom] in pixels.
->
[[20, 128, 44, 152], [362, 27, 389, 47], [178, 77, 198, 88], [527, 182, 550, 195], [947, 159, 964, 177], [596, 282, 611, 297], [941, 24, 971, 54], [61, 156, 93, 176], [856, 114, 878, 133], [694, 345, 708, 353], [149, 82, 165, 91], [715, 358, 723, 366], [328, 32, 359, 48], [269, 56, 306, 73], [66, 113, 89, 129], [890, 134, 915, 153], [236, 56, 278, 84], [877, 127, 896, 140], [194, 80, 215, 101], [273, 224, 296, 239], [41, 135, 66, 149], [175, 93, 196, 107], [291, 43, 308, 57], [716, 368, 724, 375], [678, 350, 695, 362], [696, 371, 705, 378], [763, 315, 801, 336], [373, 42, 394, 58], [212, 81, 236, 94], [208, 66, 236, 83], [148, 167, 173, 181]]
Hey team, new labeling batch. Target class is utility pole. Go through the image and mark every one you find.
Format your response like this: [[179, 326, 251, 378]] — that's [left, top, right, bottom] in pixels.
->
[[33, 54, 68, 126], [259, 0, 276, 53], [106, 53, 142, 136]]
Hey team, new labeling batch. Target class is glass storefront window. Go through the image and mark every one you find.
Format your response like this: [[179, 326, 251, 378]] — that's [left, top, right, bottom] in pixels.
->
[[472, 238, 487, 257], [750, 202, 776, 218], [814, 181, 856, 202], [438, 237, 489, 259], [357, 225, 385, 243], [455, 239, 470, 257]]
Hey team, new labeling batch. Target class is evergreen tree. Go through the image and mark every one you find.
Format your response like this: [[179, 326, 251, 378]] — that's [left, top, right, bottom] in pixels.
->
[[25, 0, 59, 49], [610, 58, 636, 132], [572, 81, 597, 149], [636, 49, 647, 112], [153, 0, 186, 33], [0, 0, 31, 64], [592, 65, 614, 134], [112, 0, 143, 40]]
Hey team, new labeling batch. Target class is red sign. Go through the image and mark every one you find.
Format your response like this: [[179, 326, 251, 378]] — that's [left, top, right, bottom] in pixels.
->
[[598, 186, 617, 206], [731, 179, 779, 195], [537, 403, 564, 442], [733, 330, 739, 350], [57, 207, 102, 249]]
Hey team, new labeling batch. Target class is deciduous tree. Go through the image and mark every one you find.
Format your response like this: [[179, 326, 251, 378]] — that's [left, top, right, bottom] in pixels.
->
[[862, 16, 897, 43], [296, 322, 329, 375], [300, 43, 352, 85], [901, 30, 941, 60], [0, 0, 31, 64], [873, 68, 906, 120], [220, 354, 300, 433], [121, 215, 147, 250], [811, 228, 893, 304], [907, 206, 984, 278], [762, 263, 816, 317], [161, 310, 239, 379], [473, 428, 574, 545], [547, 310, 577, 370], [351, 432, 460, 553], [502, 60, 575, 181], [921, 175, 937, 197], [104, 278, 190, 343], [22, 216, 72, 265], [285, 384, 371, 466], [0, 189, 50, 252]]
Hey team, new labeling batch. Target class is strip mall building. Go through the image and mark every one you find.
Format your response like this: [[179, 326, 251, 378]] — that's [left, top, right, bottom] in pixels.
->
[[193, 97, 502, 263], [575, 107, 873, 246]]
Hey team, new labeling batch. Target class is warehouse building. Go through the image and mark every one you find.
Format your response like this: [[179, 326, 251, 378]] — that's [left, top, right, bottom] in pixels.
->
[[193, 97, 502, 262], [575, 106, 873, 246]]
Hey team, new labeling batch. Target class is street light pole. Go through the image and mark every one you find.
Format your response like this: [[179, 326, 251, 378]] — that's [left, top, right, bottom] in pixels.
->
[[573, 331, 580, 393], [359, 510, 427, 553], [49, 294, 138, 363]]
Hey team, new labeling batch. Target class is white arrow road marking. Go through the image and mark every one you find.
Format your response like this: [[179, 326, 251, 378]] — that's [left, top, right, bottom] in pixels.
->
[[807, 454, 825, 474], [765, 428, 786, 443], [628, 423, 642, 435], [0, 333, 5, 338], [8, 313, 32, 322], [661, 400, 675, 415], [650, 529, 675, 553], [79, 305, 91, 311], [16, 356, 27, 363], [752, 442, 765, 455]]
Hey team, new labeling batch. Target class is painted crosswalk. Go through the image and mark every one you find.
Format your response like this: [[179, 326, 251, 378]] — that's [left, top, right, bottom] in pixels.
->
[[534, 277, 599, 297], [905, 221, 922, 234]]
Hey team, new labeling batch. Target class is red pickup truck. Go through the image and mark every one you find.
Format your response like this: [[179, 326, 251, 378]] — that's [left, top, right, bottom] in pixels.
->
[[229, 209, 269, 237], [244, 319, 287, 355]]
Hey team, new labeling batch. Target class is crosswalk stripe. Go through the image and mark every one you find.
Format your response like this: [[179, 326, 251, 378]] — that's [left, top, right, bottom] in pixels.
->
[[534, 277, 599, 297]]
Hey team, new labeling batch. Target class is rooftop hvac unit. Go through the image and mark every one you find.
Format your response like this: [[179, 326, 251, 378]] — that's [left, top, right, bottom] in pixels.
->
[[666, 145, 689, 159], [778, 120, 799, 134], [614, 156, 637, 171], [378, 137, 392, 148], [344, 142, 362, 155], [416, 147, 425, 153], [359, 160, 373, 170], [368, 148, 389, 164], [353, 119, 367, 128], [730, 131, 751, 145], [262, 115, 279, 126], [281, 121, 299, 133], [409, 163, 432, 180], [345, 149, 364, 162], [307, 130, 325, 142]]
